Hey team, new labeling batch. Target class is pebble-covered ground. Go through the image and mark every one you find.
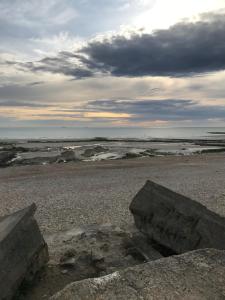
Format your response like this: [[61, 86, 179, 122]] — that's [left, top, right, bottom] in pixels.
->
[[0, 153, 225, 234]]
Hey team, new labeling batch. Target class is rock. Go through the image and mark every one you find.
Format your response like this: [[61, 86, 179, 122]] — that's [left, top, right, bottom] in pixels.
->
[[141, 149, 156, 157], [123, 152, 142, 159], [0, 204, 49, 300], [50, 248, 225, 299], [0, 151, 16, 167], [130, 180, 225, 254], [3, 145, 30, 153], [15, 156, 58, 166], [124, 232, 163, 262], [0, 146, 32, 167], [200, 147, 225, 154], [60, 257, 76, 268], [83, 146, 108, 157], [60, 150, 77, 162]]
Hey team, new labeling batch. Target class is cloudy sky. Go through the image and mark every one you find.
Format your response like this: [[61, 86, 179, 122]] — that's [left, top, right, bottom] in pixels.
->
[[1, 0, 225, 127]]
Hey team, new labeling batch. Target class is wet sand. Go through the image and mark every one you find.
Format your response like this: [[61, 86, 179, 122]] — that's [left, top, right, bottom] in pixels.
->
[[0, 153, 225, 234]]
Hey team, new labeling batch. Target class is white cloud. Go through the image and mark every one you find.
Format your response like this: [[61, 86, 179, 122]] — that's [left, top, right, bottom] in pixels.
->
[[30, 32, 84, 58], [133, 0, 225, 30]]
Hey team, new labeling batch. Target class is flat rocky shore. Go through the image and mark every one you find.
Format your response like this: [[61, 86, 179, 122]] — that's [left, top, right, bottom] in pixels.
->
[[1, 153, 225, 235]]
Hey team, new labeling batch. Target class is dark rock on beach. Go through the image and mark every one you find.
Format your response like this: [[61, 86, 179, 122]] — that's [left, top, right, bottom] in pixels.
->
[[124, 152, 142, 159], [14, 156, 59, 166], [0, 145, 28, 152], [59, 150, 78, 162], [130, 180, 225, 254], [83, 145, 108, 157], [124, 150, 156, 159], [0, 145, 42, 167], [0, 204, 48, 300], [0, 151, 16, 167], [199, 147, 225, 154]]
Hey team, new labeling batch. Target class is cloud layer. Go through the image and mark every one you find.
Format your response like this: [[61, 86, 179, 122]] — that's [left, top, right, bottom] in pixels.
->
[[81, 13, 225, 77], [20, 12, 225, 79], [73, 98, 225, 122], [1, 97, 224, 126], [1, 2, 225, 128]]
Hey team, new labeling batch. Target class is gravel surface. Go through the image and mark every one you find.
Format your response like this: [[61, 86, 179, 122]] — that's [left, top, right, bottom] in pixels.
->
[[0, 153, 225, 234]]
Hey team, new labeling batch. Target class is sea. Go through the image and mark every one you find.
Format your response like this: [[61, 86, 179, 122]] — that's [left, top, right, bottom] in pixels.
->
[[0, 127, 225, 140]]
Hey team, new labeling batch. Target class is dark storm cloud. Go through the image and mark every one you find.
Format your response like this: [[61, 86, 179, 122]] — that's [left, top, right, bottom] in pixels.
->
[[79, 12, 225, 77], [76, 99, 225, 122], [20, 12, 225, 79]]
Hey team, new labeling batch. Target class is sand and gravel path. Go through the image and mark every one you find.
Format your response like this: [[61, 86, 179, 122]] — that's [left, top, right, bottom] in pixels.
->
[[0, 153, 225, 234]]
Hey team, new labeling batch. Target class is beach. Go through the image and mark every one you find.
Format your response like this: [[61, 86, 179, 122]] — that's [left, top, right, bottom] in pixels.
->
[[2, 2, 225, 297], [1, 153, 225, 235]]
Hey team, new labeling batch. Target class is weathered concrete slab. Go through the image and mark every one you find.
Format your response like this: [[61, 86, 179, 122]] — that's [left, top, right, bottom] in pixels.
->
[[50, 248, 225, 299], [130, 180, 225, 254], [0, 204, 49, 300]]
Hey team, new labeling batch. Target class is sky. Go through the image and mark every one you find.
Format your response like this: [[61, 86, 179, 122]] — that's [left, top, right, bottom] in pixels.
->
[[1, 0, 225, 128]]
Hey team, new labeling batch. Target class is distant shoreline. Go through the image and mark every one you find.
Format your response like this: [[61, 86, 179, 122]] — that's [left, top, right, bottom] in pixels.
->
[[208, 131, 225, 135], [1, 136, 225, 144]]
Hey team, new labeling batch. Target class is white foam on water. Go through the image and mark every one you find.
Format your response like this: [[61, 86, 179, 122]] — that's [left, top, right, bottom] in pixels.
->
[[63, 146, 82, 150], [10, 155, 22, 162], [85, 152, 123, 161]]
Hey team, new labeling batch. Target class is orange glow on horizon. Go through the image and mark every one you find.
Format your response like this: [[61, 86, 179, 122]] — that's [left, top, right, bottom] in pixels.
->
[[84, 112, 131, 119]]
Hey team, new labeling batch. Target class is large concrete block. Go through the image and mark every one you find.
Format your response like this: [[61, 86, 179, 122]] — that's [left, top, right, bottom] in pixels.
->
[[129, 180, 225, 254], [0, 204, 49, 300], [50, 248, 225, 299]]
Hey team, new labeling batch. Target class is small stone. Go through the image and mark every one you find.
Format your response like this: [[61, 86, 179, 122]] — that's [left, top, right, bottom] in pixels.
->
[[60, 257, 76, 268], [60, 150, 77, 162]]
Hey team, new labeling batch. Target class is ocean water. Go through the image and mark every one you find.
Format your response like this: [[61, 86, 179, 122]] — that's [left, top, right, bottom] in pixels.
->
[[0, 127, 225, 140]]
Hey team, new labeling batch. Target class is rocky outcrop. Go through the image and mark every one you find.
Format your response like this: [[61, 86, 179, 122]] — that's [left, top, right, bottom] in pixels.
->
[[60, 150, 78, 162], [0, 151, 16, 167], [0, 145, 32, 167], [15, 156, 58, 166], [83, 146, 108, 157], [123, 152, 142, 159], [130, 180, 225, 254], [0, 204, 49, 300], [50, 248, 225, 299]]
